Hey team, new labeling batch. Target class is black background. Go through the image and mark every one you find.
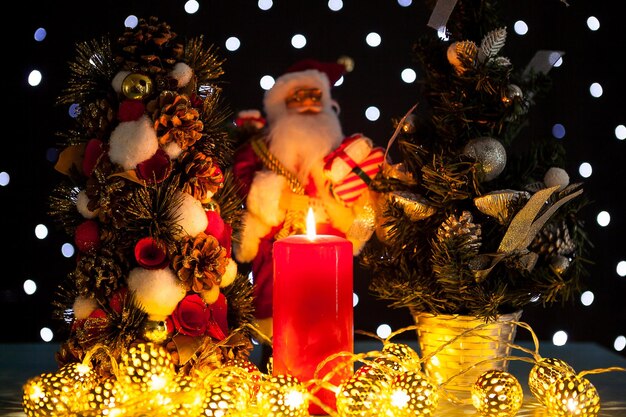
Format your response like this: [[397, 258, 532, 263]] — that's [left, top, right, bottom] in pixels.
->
[[1, 1, 624, 357]]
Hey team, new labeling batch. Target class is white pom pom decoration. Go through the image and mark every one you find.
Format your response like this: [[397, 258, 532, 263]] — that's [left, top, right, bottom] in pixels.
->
[[162, 141, 183, 159], [219, 258, 238, 288], [170, 62, 194, 87], [200, 285, 221, 305], [108, 115, 159, 170], [111, 71, 131, 93], [127, 267, 186, 321], [73, 296, 99, 320], [76, 190, 98, 219], [174, 191, 209, 237], [544, 167, 570, 190]]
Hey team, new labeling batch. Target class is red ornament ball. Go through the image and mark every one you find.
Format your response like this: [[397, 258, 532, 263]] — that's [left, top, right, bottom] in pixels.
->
[[74, 220, 100, 253]]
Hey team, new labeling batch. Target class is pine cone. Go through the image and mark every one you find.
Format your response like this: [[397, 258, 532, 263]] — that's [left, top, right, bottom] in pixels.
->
[[72, 247, 126, 297], [149, 91, 203, 151], [77, 98, 115, 139], [178, 150, 224, 202], [172, 232, 228, 293], [114, 16, 183, 75], [85, 159, 134, 228], [437, 210, 482, 254], [531, 220, 576, 257]]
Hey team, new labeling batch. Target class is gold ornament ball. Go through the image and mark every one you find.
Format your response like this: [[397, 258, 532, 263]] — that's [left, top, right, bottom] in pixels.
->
[[142, 319, 170, 344], [471, 370, 523, 417], [383, 371, 439, 417], [122, 73, 154, 100], [257, 374, 309, 417], [545, 374, 600, 417], [528, 357, 576, 405], [337, 55, 355, 73]]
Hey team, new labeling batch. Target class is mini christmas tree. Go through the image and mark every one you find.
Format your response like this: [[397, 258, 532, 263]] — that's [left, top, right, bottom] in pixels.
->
[[361, 0, 591, 321], [22, 16, 258, 416]]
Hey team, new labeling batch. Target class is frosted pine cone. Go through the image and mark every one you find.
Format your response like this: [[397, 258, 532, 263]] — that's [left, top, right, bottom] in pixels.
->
[[437, 211, 482, 255]]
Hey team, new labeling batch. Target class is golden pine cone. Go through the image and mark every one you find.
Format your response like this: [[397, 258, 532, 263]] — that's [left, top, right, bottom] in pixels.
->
[[437, 210, 482, 254], [115, 16, 183, 75], [77, 98, 115, 139], [178, 150, 224, 202], [72, 248, 126, 297], [171, 232, 228, 293], [149, 91, 203, 150]]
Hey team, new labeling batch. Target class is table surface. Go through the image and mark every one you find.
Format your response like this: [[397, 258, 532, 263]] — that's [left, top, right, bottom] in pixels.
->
[[1, 340, 625, 416]]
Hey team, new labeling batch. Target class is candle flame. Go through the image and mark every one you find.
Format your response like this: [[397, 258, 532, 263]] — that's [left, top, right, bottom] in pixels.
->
[[306, 207, 316, 240]]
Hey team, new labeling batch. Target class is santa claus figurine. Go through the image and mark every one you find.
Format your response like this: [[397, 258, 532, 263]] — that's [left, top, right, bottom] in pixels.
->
[[232, 59, 383, 344]]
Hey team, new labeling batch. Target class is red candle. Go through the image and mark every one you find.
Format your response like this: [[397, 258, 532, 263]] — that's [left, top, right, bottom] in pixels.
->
[[272, 211, 354, 415]]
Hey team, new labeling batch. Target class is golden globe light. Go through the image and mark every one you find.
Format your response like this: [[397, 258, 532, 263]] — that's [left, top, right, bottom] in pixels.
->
[[202, 378, 249, 417], [545, 374, 600, 417], [383, 371, 439, 417], [470, 370, 523, 417], [22, 362, 98, 416], [374, 343, 421, 373], [336, 365, 391, 417], [257, 374, 309, 417], [117, 342, 176, 398], [528, 357, 576, 405], [78, 376, 119, 413]]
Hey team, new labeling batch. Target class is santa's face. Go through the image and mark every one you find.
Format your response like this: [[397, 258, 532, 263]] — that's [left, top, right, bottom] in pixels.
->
[[267, 86, 344, 183], [285, 87, 323, 114]]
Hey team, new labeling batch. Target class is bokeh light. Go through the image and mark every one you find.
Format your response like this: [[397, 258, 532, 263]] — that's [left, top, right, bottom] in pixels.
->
[[34, 224, 48, 239], [513, 20, 529, 35], [578, 162, 592, 178], [34, 28, 47, 41], [24, 279, 37, 295], [365, 106, 380, 121], [596, 211, 610, 227], [376, 324, 392, 339], [366, 32, 382, 47], [40, 327, 54, 342], [401, 68, 417, 83], [225, 36, 241, 51], [184, 0, 200, 14], [260, 75, 275, 90], [553, 330, 568, 346], [28, 70, 42, 87]]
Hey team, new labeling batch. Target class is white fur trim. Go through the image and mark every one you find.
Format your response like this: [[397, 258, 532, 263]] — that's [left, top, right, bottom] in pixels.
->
[[200, 285, 220, 304], [111, 71, 131, 93], [127, 267, 186, 321], [247, 171, 287, 225], [238, 109, 262, 119], [219, 258, 238, 287], [264, 69, 333, 124], [73, 296, 98, 319], [233, 212, 272, 263], [174, 191, 209, 237], [108, 115, 159, 170], [170, 62, 194, 87], [76, 190, 98, 219]]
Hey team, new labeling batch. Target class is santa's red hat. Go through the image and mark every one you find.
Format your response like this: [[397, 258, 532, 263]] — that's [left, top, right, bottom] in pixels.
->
[[263, 59, 346, 123]]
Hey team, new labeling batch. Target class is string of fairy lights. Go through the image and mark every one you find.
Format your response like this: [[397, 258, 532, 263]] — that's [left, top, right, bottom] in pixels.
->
[[1, 0, 624, 354]]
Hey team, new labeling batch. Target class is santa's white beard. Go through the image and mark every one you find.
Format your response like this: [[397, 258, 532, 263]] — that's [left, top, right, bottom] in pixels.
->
[[267, 110, 344, 184]]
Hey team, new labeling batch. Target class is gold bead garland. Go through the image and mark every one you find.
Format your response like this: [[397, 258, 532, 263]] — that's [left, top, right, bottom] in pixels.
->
[[20, 322, 626, 417]]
